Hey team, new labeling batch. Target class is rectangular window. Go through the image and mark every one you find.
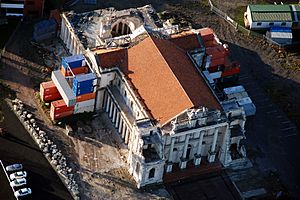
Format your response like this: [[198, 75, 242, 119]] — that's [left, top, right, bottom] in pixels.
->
[[269, 22, 274, 26], [257, 22, 262, 26]]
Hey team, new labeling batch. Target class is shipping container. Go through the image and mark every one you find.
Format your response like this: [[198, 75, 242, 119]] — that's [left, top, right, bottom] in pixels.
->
[[221, 67, 240, 78], [72, 73, 96, 96], [50, 99, 75, 113], [76, 92, 96, 102], [74, 105, 94, 114], [51, 70, 76, 106], [223, 85, 245, 95], [33, 31, 56, 42], [42, 93, 62, 102], [199, 28, 214, 42], [206, 45, 228, 60], [74, 99, 95, 114], [237, 97, 256, 116], [40, 81, 59, 95], [61, 54, 86, 69], [60, 66, 88, 77], [34, 19, 57, 35], [75, 99, 95, 109], [209, 57, 226, 68], [50, 109, 74, 120]]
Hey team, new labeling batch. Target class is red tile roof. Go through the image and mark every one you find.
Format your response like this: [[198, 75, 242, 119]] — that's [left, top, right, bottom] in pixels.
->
[[97, 35, 221, 126]]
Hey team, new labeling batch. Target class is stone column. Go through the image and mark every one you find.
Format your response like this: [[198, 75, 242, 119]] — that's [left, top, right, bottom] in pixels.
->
[[64, 26, 68, 44], [109, 100, 114, 118], [194, 131, 205, 166], [115, 112, 120, 129], [70, 35, 74, 53], [105, 96, 110, 113], [166, 137, 175, 173], [179, 134, 190, 169], [118, 118, 123, 134], [125, 128, 130, 144], [208, 128, 218, 163], [219, 126, 232, 167], [112, 106, 117, 123], [60, 19, 65, 40], [122, 124, 127, 140], [121, 22, 125, 35]]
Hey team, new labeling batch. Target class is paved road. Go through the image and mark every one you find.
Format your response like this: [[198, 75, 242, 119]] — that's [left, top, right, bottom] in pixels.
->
[[166, 172, 240, 200], [0, 101, 73, 200], [0, 162, 15, 200], [236, 56, 300, 198]]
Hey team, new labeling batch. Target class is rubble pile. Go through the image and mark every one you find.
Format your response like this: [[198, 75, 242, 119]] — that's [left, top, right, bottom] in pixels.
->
[[12, 98, 80, 199]]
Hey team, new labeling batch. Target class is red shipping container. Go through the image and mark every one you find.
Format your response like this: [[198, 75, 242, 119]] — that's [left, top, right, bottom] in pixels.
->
[[221, 67, 240, 77], [42, 93, 62, 102], [50, 109, 74, 120], [204, 39, 219, 48], [206, 45, 228, 60], [199, 28, 214, 41], [61, 66, 88, 77], [50, 99, 75, 113], [210, 57, 226, 68], [40, 81, 59, 96], [76, 92, 96, 102]]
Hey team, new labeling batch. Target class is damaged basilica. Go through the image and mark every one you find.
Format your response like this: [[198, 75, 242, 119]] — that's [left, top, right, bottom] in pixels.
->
[[60, 5, 247, 187]]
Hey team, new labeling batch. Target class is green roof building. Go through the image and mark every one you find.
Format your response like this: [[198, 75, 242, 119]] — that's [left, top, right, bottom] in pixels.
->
[[244, 4, 300, 30]]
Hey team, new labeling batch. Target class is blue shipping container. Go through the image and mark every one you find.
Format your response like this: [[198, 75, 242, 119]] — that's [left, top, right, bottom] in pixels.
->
[[62, 54, 85, 69], [72, 73, 96, 96], [34, 19, 57, 35], [33, 31, 56, 42]]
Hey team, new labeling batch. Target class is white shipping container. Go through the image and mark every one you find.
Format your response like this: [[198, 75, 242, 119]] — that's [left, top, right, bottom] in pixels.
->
[[51, 70, 76, 106], [210, 71, 222, 80], [75, 99, 95, 109], [227, 91, 249, 100], [237, 97, 252, 106], [223, 85, 245, 95], [74, 105, 94, 114]]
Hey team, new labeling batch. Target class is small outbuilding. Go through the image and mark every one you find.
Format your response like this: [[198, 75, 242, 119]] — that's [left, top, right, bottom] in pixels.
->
[[244, 4, 300, 30], [266, 27, 293, 45]]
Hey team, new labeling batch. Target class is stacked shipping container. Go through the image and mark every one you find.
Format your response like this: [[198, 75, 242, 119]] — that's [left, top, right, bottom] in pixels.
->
[[199, 28, 240, 82], [50, 99, 75, 120], [39, 54, 97, 120], [62, 54, 86, 70], [33, 19, 57, 42], [72, 73, 96, 96], [40, 81, 61, 102]]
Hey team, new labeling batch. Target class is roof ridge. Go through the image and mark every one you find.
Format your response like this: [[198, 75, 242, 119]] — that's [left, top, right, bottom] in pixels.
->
[[148, 36, 195, 110]]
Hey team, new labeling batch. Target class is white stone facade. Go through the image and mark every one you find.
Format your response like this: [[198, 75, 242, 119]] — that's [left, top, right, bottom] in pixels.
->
[[59, 6, 248, 188], [91, 67, 246, 187]]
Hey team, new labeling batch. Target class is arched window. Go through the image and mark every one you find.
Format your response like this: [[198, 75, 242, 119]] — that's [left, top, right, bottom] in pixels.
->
[[148, 168, 155, 179], [111, 22, 132, 37]]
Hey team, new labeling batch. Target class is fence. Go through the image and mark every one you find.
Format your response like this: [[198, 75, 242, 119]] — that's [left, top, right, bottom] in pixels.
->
[[208, 0, 286, 49]]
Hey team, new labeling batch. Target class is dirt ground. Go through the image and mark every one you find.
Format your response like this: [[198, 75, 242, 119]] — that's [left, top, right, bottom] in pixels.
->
[[0, 20, 170, 200], [1, 0, 300, 199]]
